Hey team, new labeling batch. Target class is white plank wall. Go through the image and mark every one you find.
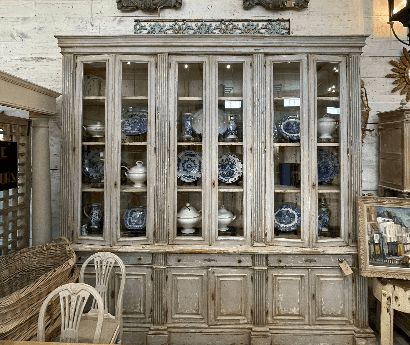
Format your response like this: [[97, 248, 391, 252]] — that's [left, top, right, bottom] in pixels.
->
[[0, 0, 406, 236]]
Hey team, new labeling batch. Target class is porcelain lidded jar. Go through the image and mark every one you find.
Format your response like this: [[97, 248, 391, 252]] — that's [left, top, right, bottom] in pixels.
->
[[83, 121, 105, 138], [123, 161, 147, 187], [218, 205, 236, 231], [317, 113, 338, 140], [177, 203, 201, 234]]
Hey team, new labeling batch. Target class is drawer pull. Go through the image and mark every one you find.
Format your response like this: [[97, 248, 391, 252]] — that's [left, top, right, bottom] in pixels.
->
[[305, 258, 316, 263]]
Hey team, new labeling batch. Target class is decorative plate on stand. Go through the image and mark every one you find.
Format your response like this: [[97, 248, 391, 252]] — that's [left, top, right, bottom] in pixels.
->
[[277, 115, 300, 141], [218, 153, 243, 183], [121, 106, 148, 135], [177, 150, 202, 182], [274, 204, 301, 232], [317, 150, 340, 183], [191, 108, 229, 135], [82, 150, 104, 180], [123, 206, 147, 230]]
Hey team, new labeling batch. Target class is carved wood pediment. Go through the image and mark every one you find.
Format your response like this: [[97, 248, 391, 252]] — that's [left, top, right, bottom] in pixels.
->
[[117, 0, 182, 11], [243, 0, 309, 10]]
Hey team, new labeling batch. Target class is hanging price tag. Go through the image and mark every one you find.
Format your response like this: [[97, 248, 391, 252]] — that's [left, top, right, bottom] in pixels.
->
[[338, 259, 353, 275]]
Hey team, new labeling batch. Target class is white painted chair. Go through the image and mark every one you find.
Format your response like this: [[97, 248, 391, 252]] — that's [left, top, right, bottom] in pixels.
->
[[79, 252, 126, 344], [37, 283, 104, 343], [373, 277, 410, 345]]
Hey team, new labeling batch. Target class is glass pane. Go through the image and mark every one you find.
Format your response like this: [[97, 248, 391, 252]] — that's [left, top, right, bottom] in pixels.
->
[[176, 63, 204, 238], [81, 61, 106, 237], [272, 61, 302, 240], [217, 62, 244, 238], [120, 62, 149, 238], [317, 62, 341, 239]]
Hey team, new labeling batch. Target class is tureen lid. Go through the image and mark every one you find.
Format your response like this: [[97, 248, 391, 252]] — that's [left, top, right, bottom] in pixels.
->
[[218, 205, 233, 219], [177, 203, 200, 219], [128, 161, 147, 174], [318, 114, 337, 123], [86, 121, 104, 128]]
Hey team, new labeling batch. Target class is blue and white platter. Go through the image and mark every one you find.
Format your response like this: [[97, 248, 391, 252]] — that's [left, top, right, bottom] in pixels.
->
[[274, 204, 301, 232], [317, 150, 340, 183], [218, 153, 243, 184], [123, 206, 147, 230], [121, 106, 148, 135], [82, 150, 104, 180], [177, 150, 202, 182], [277, 115, 300, 141], [191, 108, 229, 135]]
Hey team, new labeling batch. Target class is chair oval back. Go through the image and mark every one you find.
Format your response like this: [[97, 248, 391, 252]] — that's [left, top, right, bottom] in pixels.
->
[[79, 252, 126, 320], [37, 283, 104, 343]]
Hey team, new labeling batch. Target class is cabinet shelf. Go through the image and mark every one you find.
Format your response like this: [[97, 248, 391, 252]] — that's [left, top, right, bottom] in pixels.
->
[[318, 185, 340, 193], [83, 96, 105, 105], [218, 97, 243, 101], [273, 143, 301, 147], [121, 142, 147, 146], [177, 186, 202, 192], [317, 143, 340, 147], [120, 186, 147, 192], [82, 142, 105, 146], [82, 185, 104, 192], [274, 185, 300, 193], [218, 185, 243, 192], [218, 142, 243, 146], [178, 142, 202, 146], [177, 97, 203, 102], [317, 96, 339, 102], [122, 96, 148, 100]]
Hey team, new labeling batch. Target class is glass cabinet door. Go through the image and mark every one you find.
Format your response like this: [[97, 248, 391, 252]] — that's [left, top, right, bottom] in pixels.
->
[[170, 57, 208, 244], [267, 56, 308, 246], [77, 57, 109, 244], [312, 56, 348, 246], [213, 57, 251, 245], [116, 56, 155, 244]]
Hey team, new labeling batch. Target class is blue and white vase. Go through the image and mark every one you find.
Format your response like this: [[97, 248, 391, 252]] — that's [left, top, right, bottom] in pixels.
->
[[182, 113, 193, 141], [84, 203, 103, 232], [318, 198, 330, 235], [226, 116, 238, 140]]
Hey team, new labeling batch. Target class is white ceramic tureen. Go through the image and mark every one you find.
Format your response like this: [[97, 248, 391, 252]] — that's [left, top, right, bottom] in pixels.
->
[[123, 161, 147, 187], [83, 121, 105, 138], [177, 203, 201, 234], [218, 205, 236, 231], [317, 114, 338, 140]]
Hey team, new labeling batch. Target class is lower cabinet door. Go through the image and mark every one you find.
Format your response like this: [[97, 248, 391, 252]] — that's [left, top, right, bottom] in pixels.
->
[[209, 268, 252, 325], [167, 268, 208, 323], [267, 268, 309, 324], [310, 268, 353, 325]]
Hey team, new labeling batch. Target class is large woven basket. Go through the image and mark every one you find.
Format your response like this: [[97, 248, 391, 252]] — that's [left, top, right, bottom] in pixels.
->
[[0, 237, 78, 341]]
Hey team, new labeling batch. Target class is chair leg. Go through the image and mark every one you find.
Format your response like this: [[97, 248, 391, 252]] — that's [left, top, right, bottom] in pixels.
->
[[380, 289, 394, 345]]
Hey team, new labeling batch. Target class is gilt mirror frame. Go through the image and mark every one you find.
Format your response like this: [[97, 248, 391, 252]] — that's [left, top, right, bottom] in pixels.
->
[[386, 47, 410, 102], [357, 196, 410, 280]]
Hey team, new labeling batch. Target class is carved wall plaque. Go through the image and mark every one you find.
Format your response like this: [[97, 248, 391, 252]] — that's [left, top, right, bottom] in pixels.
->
[[117, 0, 182, 11], [244, 0, 309, 10]]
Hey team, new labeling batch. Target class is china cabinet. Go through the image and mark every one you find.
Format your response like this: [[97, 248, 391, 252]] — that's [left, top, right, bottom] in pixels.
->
[[57, 34, 373, 345]]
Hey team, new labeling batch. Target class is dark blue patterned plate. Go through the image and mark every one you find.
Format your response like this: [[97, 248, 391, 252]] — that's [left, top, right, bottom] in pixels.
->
[[121, 106, 148, 135], [218, 153, 243, 183], [82, 150, 104, 180], [274, 204, 301, 232], [277, 115, 300, 141], [177, 150, 202, 182], [123, 206, 147, 230], [317, 150, 340, 183]]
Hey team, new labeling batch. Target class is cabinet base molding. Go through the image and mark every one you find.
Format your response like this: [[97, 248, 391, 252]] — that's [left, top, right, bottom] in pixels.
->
[[146, 327, 168, 345], [251, 327, 271, 345]]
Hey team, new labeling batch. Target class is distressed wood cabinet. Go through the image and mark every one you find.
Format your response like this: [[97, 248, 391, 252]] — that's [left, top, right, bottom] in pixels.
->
[[57, 35, 375, 345]]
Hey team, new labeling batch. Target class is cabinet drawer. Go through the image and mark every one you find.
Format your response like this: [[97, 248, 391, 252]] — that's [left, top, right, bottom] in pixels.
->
[[76, 251, 152, 265], [268, 254, 353, 267], [167, 254, 252, 267]]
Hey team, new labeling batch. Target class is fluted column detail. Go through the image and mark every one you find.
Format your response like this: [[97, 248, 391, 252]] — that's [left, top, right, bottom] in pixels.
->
[[356, 273, 368, 328], [155, 54, 169, 244], [252, 54, 266, 245], [349, 54, 362, 245], [253, 254, 267, 326], [152, 252, 167, 325], [60, 54, 74, 240]]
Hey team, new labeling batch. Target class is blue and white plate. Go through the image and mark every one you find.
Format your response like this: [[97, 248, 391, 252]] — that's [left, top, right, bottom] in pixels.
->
[[277, 115, 300, 141], [218, 153, 243, 183], [177, 150, 202, 182], [121, 106, 148, 135], [123, 206, 147, 230], [317, 150, 340, 183], [191, 108, 229, 135], [274, 204, 301, 232], [82, 150, 104, 180]]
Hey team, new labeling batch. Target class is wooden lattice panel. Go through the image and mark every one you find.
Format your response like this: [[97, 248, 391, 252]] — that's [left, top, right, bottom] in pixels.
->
[[0, 112, 31, 255]]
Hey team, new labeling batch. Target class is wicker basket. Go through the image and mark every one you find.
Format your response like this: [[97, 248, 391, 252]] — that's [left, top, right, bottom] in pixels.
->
[[0, 237, 79, 341]]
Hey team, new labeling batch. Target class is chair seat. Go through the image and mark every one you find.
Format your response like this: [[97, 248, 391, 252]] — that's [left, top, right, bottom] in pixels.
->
[[78, 318, 120, 344]]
